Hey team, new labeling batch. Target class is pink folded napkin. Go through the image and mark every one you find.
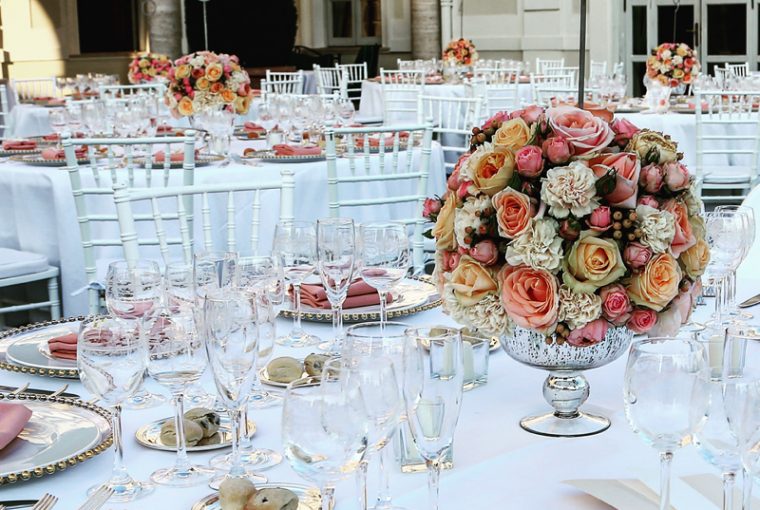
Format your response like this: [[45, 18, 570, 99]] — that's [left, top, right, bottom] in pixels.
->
[[2, 140, 37, 151], [112, 300, 155, 319], [355, 132, 410, 148], [153, 150, 184, 163], [156, 125, 174, 133], [48, 332, 77, 360], [294, 280, 392, 309], [272, 144, 322, 156], [243, 121, 265, 133], [41, 147, 87, 160], [0, 402, 32, 451], [47, 99, 66, 106]]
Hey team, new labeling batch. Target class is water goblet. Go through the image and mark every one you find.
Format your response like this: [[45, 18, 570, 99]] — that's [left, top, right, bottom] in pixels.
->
[[317, 218, 356, 352], [48, 109, 67, 148], [705, 211, 745, 326], [714, 205, 755, 321]]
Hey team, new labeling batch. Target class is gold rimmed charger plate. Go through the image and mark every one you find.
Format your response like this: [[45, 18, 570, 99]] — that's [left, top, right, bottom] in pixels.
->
[[10, 154, 90, 167], [240, 150, 326, 163], [0, 393, 112, 485], [134, 153, 224, 168], [281, 276, 441, 323], [135, 415, 256, 452], [192, 483, 322, 510], [0, 148, 42, 158], [0, 316, 86, 379]]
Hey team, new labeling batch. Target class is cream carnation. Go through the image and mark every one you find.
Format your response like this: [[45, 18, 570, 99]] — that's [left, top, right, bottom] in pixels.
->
[[557, 285, 602, 329], [540, 161, 600, 219], [454, 194, 491, 248], [682, 180, 702, 216], [636, 205, 676, 254], [443, 284, 513, 336], [505, 218, 564, 273]]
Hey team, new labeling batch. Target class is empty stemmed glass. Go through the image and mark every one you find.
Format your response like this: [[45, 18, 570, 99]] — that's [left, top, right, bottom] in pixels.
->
[[358, 223, 410, 328], [317, 218, 356, 352], [48, 109, 67, 147], [402, 326, 464, 510], [273, 221, 320, 347], [623, 337, 710, 510], [77, 316, 154, 502], [705, 211, 746, 325], [714, 205, 756, 321]]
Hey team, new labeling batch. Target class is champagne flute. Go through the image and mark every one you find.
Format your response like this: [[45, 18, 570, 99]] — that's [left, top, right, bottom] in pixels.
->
[[143, 308, 215, 486], [273, 221, 320, 347], [623, 337, 709, 510], [78, 316, 154, 502], [705, 211, 745, 326], [317, 218, 356, 352], [48, 109, 67, 148], [714, 205, 755, 321], [358, 223, 410, 328], [402, 326, 464, 510]]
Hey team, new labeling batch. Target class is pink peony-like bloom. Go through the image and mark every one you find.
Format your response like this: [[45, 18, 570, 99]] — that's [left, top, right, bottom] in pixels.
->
[[638, 194, 660, 209], [600, 283, 633, 325], [623, 242, 653, 271], [422, 197, 442, 218], [663, 162, 690, 192], [481, 111, 510, 130], [587, 206, 612, 232], [547, 105, 615, 155], [611, 117, 640, 147], [542, 136, 573, 164], [499, 264, 559, 334], [627, 308, 658, 334], [662, 199, 696, 257], [639, 164, 665, 194], [567, 318, 609, 346], [515, 145, 544, 178], [469, 240, 499, 266], [590, 152, 640, 208], [509, 105, 544, 125], [442, 250, 461, 272]]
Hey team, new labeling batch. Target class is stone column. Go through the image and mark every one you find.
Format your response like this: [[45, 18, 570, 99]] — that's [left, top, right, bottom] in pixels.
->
[[148, 0, 183, 58], [440, 0, 453, 48], [411, 0, 440, 59]]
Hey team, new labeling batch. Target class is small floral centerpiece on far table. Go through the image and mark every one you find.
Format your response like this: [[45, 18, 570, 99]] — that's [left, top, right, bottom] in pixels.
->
[[442, 38, 479, 67], [127, 52, 174, 84], [646, 42, 700, 89]]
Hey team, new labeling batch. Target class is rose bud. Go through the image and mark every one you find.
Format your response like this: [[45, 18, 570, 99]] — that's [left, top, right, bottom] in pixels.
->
[[469, 239, 499, 266], [626, 308, 658, 334], [611, 117, 640, 147], [422, 197, 442, 219], [587, 206, 612, 232], [639, 164, 665, 193], [515, 145, 544, 178], [542, 136, 573, 164], [663, 161, 690, 192], [559, 218, 580, 241], [623, 242, 653, 270], [637, 194, 660, 209]]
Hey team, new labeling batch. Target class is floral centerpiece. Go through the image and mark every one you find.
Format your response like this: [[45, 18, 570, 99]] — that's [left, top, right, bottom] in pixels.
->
[[646, 42, 700, 88], [442, 38, 478, 66], [127, 52, 173, 84], [165, 51, 253, 118]]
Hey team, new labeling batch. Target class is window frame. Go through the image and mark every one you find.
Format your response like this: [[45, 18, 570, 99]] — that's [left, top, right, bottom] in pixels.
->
[[326, 0, 382, 47]]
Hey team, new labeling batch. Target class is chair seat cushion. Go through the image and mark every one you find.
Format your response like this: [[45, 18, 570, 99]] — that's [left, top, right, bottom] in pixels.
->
[[703, 166, 756, 184], [0, 248, 50, 279]]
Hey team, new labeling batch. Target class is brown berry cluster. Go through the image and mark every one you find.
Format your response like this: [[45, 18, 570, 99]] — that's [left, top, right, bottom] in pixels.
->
[[609, 209, 641, 243], [545, 323, 571, 345], [461, 207, 498, 246], [469, 120, 501, 149]]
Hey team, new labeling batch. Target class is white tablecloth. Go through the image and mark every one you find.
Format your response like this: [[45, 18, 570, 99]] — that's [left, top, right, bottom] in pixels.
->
[[0, 140, 446, 315]]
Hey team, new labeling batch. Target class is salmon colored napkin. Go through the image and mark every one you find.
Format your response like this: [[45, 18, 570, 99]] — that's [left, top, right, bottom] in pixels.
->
[[0, 402, 33, 451], [294, 280, 392, 309], [2, 140, 37, 151], [41, 147, 87, 160], [272, 144, 322, 156], [48, 332, 77, 360], [111, 300, 155, 319], [153, 150, 185, 163], [355, 132, 410, 148], [243, 121, 265, 133]]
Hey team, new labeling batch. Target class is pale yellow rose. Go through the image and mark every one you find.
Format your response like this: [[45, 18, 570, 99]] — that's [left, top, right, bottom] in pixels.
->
[[625, 129, 678, 165], [220, 88, 236, 103], [177, 96, 194, 116], [205, 62, 224, 82], [196, 77, 210, 90], [562, 231, 627, 293], [449, 256, 498, 306], [431, 193, 458, 250], [470, 148, 515, 196], [679, 238, 710, 279], [175, 64, 192, 79], [492, 118, 530, 152], [627, 252, 682, 311], [234, 95, 251, 114], [673, 69, 685, 79]]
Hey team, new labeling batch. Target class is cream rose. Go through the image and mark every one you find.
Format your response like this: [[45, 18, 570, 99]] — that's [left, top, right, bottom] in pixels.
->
[[625, 129, 678, 165], [679, 238, 710, 279], [449, 256, 498, 306], [492, 118, 531, 152], [432, 192, 458, 250], [562, 231, 627, 293], [465, 144, 516, 196], [627, 252, 682, 311]]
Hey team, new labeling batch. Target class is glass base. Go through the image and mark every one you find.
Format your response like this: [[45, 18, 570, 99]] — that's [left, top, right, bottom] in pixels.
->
[[276, 331, 320, 348], [150, 464, 215, 487], [317, 339, 342, 353], [183, 385, 217, 409], [208, 471, 268, 491], [248, 390, 283, 409], [90, 477, 154, 503], [727, 308, 753, 320], [123, 390, 166, 410], [519, 411, 610, 438], [209, 448, 283, 471]]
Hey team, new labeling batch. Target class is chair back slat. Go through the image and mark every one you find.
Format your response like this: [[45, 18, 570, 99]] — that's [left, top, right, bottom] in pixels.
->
[[337, 63, 368, 100], [263, 70, 304, 97], [227, 191, 237, 253], [250, 189, 262, 256], [202, 192, 213, 251], [380, 68, 425, 124], [150, 196, 171, 262], [418, 94, 482, 172]]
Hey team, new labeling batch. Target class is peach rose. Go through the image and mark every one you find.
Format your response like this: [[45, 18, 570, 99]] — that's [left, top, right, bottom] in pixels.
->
[[210, 81, 224, 94], [626, 307, 658, 334], [205, 62, 224, 82], [626, 252, 682, 311], [499, 264, 559, 333], [563, 231, 627, 293], [491, 187, 536, 239], [177, 96, 194, 116], [567, 318, 609, 347], [449, 256, 498, 306], [220, 89, 236, 103], [195, 77, 209, 90], [432, 193, 458, 250], [662, 200, 696, 257], [175, 64, 192, 79], [600, 283, 633, 325], [492, 118, 531, 152], [470, 147, 515, 196], [547, 105, 614, 155], [590, 152, 640, 209], [680, 237, 710, 278]]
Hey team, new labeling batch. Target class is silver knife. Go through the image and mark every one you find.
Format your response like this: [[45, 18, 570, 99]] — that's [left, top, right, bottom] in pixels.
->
[[739, 293, 760, 308], [0, 500, 38, 509], [0, 386, 80, 399]]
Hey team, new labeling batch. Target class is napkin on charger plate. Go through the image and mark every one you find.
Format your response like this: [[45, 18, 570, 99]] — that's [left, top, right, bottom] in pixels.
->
[[41, 147, 87, 160], [354, 132, 410, 148], [153, 150, 185, 163], [2, 139, 37, 151], [48, 332, 77, 360], [0, 402, 33, 451], [293, 280, 393, 309], [272, 144, 322, 156], [243, 121, 266, 133]]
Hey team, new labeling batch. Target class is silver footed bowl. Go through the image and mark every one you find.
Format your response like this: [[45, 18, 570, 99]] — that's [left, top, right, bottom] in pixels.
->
[[501, 326, 634, 438]]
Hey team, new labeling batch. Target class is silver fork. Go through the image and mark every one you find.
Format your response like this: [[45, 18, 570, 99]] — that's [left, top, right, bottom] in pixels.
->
[[77, 485, 114, 510], [48, 384, 69, 398], [31, 493, 57, 510], [0, 503, 7, 510], [10, 383, 30, 395]]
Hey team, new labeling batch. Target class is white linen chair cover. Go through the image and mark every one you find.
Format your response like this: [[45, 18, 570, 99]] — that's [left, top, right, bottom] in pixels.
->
[[338, 63, 368, 101], [324, 123, 433, 274], [10, 77, 59, 103], [112, 169, 295, 265], [380, 69, 425, 124], [314, 65, 348, 99], [417, 94, 482, 173], [535, 58, 565, 74], [530, 73, 577, 106], [264, 70, 305, 96], [63, 132, 197, 314], [695, 90, 760, 204]]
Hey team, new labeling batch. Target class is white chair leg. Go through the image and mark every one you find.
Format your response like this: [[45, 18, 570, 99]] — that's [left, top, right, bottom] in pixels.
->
[[47, 276, 61, 320], [88, 287, 100, 316]]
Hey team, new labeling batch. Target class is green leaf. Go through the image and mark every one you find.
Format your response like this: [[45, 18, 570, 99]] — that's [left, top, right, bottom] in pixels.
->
[[595, 166, 618, 196], [507, 172, 523, 191], [422, 229, 434, 239]]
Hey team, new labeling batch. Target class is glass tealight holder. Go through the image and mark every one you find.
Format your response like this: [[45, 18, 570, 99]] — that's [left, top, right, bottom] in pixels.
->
[[461, 329, 490, 391]]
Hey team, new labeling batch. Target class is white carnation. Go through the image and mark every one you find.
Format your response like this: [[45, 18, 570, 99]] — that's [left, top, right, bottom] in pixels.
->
[[505, 218, 564, 273], [540, 161, 599, 219], [682, 180, 703, 216], [454, 194, 491, 248], [557, 285, 602, 329], [636, 205, 676, 254], [443, 286, 512, 337]]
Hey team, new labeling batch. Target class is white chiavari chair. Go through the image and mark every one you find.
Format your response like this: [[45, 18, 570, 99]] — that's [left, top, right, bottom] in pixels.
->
[[695, 90, 760, 204], [63, 132, 197, 314], [530, 73, 576, 106], [264, 70, 305, 96], [418, 94, 482, 174], [535, 58, 565, 75], [380, 69, 425, 124], [10, 77, 59, 103], [0, 84, 10, 136], [112, 169, 295, 266], [472, 68, 518, 84], [612, 62, 625, 77], [715, 66, 731, 88], [324, 123, 433, 273], [727, 63, 750, 78], [313, 64, 348, 99], [467, 76, 521, 118], [590, 61, 608, 81], [0, 248, 60, 323], [98, 83, 166, 99], [338, 62, 368, 101]]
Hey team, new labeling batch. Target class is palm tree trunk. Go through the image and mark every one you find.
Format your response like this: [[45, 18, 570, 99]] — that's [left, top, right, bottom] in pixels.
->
[[411, 0, 441, 59]]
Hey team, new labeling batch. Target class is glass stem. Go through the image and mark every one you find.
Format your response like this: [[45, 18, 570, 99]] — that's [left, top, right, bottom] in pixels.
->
[[723, 471, 736, 510], [172, 393, 191, 473], [239, 404, 253, 452], [743, 467, 753, 510], [659, 451, 673, 510], [110, 404, 130, 484], [321, 485, 335, 510], [426, 458, 441, 510], [294, 283, 303, 333], [376, 444, 394, 509], [715, 275, 725, 325], [357, 459, 368, 510], [728, 271, 737, 312], [228, 407, 244, 477], [378, 290, 388, 329]]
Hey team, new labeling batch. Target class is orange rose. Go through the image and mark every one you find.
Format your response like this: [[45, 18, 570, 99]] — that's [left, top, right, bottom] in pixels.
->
[[210, 82, 224, 94], [205, 62, 224, 82], [196, 77, 210, 90], [491, 187, 536, 239], [679, 238, 710, 279], [627, 252, 682, 311], [175, 64, 192, 79], [469, 147, 515, 196], [563, 231, 627, 293], [220, 88, 236, 103], [449, 256, 498, 306], [492, 118, 531, 152], [431, 192, 457, 250], [663, 200, 696, 257], [499, 264, 559, 333], [177, 96, 194, 116]]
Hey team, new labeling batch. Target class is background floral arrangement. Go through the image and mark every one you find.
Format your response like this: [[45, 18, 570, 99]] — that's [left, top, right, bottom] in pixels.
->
[[165, 51, 253, 117], [424, 105, 709, 346], [442, 38, 479, 66], [127, 52, 173, 84], [646, 42, 700, 87]]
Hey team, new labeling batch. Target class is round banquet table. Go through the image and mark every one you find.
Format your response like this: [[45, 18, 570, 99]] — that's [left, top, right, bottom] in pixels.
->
[[0, 282, 757, 510]]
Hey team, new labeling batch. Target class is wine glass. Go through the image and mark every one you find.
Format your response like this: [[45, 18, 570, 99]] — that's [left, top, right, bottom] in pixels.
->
[[48, 109, 67, 148], [623, 337, 709, 510], [705, 211, 746, 326], [193, 251, 238, 300], [77, 316, 154, 502], [143, 307, 215, 486], [337, 97, 356, 126], [714, 205, 756, 321], [358, 223, 410, 328], [273, 221, 320, 347], [317, 218, 356, 352], [67, 105, 83, 135], [282, 374, 369, 510], [204, 291, 267, 489], [402, 326, 464, 510]]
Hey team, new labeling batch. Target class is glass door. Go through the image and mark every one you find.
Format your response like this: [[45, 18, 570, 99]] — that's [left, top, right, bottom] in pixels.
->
[[700, 0, 756, 73]]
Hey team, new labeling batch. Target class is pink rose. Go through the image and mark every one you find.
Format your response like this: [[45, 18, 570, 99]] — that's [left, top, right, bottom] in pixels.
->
[[559, 219, 580, 241], [447, 166, 461, 192], [442, 250, 461, 272], [499, 265, 559, 334], [590, 152, 641, 208], [663, 162, 690, 192], [469, 240, 499, 266], [637, 194, 660, 209], [600, 284, 633, 325], [611, 117, 640, 147], [192, 68, 204, 79], [567, 318, 609, 347], [481, 111, 510, 130], [542, 136, 573, 164], [662, 200, 696, 257], [547, 105, 615, 155], [515, 145, 544, 178], [587, 206, 612, 232], [626, 308, 658, 334], [457, 179, 471, 200], [510, 105, 544, 125], [623, 242, 653, 271], [639, 164, 665, 194], [423, 197, 442, 218]]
